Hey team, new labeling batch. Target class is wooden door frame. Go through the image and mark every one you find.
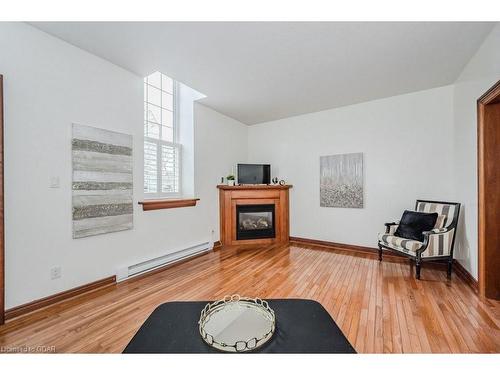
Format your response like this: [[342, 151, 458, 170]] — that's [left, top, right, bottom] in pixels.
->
[[477, 79, 500, 299], [0, 75, 4, 324]]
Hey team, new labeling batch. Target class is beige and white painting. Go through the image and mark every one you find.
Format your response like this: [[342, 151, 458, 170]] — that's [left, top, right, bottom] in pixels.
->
[[72, 124, 133, 238], [320, 152, 363, 208]]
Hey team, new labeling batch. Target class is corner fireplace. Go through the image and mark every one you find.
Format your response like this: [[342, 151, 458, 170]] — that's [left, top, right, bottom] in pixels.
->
[[236, 204, 275, 240]]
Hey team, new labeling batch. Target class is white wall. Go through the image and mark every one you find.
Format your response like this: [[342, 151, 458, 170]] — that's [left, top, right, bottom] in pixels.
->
[[0, 23, 248, 308], [248, 86, 455, 248], [178, 82, 206, 197], [452, 24, 500, 279], [245, 25, 500, 280], [2, 22, 497, 309], [193, 104, 249, 234]]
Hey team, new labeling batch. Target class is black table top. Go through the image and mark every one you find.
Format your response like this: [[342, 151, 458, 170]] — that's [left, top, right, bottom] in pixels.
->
[[123, 299, 356, 353]]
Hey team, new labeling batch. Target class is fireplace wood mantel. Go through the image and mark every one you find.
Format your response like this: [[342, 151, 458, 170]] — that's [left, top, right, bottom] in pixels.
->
[[217, 184, 293, 190], [217, 185, 292, 246]]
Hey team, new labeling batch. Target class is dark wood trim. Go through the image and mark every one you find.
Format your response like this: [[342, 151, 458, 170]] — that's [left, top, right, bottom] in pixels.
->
[[5, 238, 221, 320], [217, 184, 293, 190], [478, 79, 500, 104], [477, 79, 500, 299], [0, 75, 4, 325], [0, 242, 496, 353], [290, 236, 404, 259], [453, 260, 479, 293], [5, 276, 116, 321], [138, 198, 199, 211], [478, 98, 484, 297], [290, 236, 479, 290]]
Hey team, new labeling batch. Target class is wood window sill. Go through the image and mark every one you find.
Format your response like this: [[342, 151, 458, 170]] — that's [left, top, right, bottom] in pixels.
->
[[138, 198, 200, 211]]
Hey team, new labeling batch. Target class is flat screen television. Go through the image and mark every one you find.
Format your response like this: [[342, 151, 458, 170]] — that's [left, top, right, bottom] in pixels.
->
[[237, 164, 271, 185]]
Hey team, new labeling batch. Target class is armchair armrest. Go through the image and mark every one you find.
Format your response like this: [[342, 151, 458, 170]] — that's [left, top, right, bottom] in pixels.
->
[[422, 227, 452, 236], [384, 221, 399, 234], [417, 227, 454, 255]]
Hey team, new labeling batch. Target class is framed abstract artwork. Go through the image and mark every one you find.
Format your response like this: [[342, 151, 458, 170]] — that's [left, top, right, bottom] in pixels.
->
[[72, 124, 133, 238], [320, 152, 363, 208]]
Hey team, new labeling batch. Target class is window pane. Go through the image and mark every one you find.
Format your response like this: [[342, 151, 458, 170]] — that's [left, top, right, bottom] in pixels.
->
[[147, 85, 161, 107], [146, 104, 161, 125], [147, 71, 162, 89], [162, 126, 173, 142], [144, 71, 178, 196], [145, 121, 160, 139], [161, 108, 173, 127], [161, 91, 173, 111], [161, 144, 179, 193], [162, 75, 173, 93], [144, 141, 158, 193]]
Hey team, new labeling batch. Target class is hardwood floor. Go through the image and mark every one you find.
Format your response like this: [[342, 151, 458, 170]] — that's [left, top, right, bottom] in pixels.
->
[[0, 242, 499, 353]]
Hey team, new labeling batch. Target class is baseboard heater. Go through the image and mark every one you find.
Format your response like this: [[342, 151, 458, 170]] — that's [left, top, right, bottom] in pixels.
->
[[116, 241, 213, 282]]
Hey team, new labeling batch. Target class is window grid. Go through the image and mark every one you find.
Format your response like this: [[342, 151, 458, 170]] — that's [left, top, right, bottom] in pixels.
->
[[144, 72, 180, 197]]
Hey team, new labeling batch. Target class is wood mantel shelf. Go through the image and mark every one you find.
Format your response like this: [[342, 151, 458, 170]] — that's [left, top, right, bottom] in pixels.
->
[[218, 184, 291, 246], [138, 198, 200, 211], [217, 184, 293, 190]]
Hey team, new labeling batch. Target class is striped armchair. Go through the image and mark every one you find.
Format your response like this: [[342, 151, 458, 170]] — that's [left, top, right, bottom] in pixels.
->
[[377, 200, 461, 279]]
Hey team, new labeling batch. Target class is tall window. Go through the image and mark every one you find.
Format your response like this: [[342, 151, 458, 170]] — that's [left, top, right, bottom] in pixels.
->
[[144, 71, 180, 197]]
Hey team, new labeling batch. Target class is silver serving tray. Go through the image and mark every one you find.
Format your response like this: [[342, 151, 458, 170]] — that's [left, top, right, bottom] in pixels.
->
[[198, 295, 276, 352]]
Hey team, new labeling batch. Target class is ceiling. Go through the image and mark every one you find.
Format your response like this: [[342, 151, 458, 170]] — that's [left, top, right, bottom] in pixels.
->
[[31, 22, 495, 125]]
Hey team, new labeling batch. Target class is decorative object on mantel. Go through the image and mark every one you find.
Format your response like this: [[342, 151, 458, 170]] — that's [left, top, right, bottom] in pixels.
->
[[279, 179, 286, 186], [226, 174, 236, 186], [72, 124, 133, 238], [198, 294, 276, 352], [320, 152, 363, 208], [272, 177, 279, 185]]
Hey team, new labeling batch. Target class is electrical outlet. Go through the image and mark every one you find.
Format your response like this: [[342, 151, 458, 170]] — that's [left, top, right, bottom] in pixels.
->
[[50, 266, 62, 280]]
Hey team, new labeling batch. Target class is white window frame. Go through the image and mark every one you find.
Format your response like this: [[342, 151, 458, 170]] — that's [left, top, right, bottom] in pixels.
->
[[144, 78, 182, 199]]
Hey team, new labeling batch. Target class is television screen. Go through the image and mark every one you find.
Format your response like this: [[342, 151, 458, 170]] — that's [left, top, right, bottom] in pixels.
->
[[237, 164, 271, 184]]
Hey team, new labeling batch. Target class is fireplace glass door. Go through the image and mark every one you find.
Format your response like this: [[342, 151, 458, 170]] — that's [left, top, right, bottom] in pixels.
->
[[236, 204, 275, 240]]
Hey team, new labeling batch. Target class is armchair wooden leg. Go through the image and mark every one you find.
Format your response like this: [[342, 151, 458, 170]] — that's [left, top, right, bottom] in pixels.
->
[[377, 244, 383, 261], [415, 255, 422, 280], [447, 259, 453, 279]]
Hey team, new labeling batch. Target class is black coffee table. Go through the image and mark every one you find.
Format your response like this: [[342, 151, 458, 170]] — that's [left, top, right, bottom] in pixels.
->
[[123, 299, 356, 353]]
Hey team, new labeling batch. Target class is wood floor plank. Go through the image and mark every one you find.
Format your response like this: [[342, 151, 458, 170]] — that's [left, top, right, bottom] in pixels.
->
[[0, 243, 499, 353]]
